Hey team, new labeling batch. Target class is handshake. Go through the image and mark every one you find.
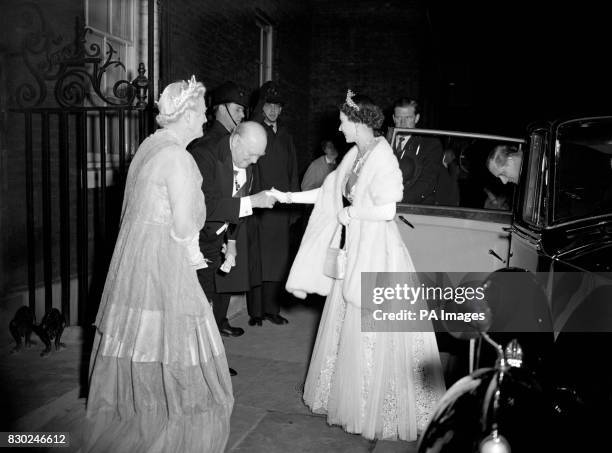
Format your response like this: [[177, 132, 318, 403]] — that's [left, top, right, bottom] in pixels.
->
[[250, 188, 292, 208]]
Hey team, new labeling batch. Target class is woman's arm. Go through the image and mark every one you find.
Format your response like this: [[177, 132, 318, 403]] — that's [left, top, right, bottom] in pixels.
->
[[350, 202, 396, 220], [166, 149, 207, 269], [269, 187, 320, 204], [338, 202, 396, 225]]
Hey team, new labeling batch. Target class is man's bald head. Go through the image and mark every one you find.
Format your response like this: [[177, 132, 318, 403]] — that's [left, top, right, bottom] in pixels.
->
[[230, 121, 267, 168]]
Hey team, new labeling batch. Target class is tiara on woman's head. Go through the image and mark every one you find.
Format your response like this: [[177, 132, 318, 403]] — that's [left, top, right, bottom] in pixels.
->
[[156, 75, 205, 115], [173, 75, 201, 108], [346, 89, 360, 111]]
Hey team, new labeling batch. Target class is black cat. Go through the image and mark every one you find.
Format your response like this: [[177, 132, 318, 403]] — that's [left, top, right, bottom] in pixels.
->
[[9, 306, 36, 353], [33, 308, 67, 357]]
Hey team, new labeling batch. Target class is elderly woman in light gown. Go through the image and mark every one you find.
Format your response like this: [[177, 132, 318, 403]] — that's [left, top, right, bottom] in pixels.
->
[[82, 77, 233, 453], [272, 90, 445, 441]]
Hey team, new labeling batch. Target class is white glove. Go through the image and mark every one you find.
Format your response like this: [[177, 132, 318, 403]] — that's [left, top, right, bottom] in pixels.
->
[[266, 187, 289, 203], [219, 255, 236, 273], [219, 239, 237, 273], [337, 206, 352, 226], [170, 229, 208, 269]]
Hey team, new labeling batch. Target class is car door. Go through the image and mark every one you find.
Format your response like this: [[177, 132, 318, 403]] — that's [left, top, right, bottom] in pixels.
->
[[392, 129, 524, 284]]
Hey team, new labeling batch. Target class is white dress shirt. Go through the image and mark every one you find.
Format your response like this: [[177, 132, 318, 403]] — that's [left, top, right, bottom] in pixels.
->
[[233, 164, 252, 217]]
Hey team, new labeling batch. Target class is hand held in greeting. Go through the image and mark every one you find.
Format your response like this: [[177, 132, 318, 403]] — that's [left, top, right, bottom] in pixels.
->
[[251, 190, 277, 209], [266, 187, 289, 203]]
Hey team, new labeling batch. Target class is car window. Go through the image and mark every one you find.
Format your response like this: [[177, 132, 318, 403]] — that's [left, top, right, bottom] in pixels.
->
[[450, 137, 514, 211], [521, 132, 547, 227], [389, 128, 517, 211], [553, 120, 612, 223]]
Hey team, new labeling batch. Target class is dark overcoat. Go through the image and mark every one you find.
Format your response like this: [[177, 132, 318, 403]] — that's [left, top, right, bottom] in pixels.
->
[[253, 122, 299, 281], [188, 120, 230, 154]]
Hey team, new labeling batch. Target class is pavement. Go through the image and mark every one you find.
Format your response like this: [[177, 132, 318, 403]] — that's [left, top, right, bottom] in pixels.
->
[[0, 297, 443, 453]]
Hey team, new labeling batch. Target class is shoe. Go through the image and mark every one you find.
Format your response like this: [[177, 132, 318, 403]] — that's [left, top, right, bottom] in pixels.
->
[[263, 313, 289, 325], [219, 321, 245, 337], [229, 367, 237, 376], [248, 317, 263, 326]]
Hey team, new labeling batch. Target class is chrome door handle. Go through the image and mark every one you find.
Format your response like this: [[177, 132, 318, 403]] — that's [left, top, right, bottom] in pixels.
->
[[488, 249, 506, 263], [399, 215, 415, 229]]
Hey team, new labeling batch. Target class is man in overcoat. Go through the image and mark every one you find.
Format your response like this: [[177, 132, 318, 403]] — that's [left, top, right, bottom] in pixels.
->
[[248, 81, 299, 326]]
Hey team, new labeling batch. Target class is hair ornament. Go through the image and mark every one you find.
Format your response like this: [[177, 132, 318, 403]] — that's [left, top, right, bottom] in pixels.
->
[[346, 89, 360, 111], [156, 75, 206, 126], [156, 75, 203, 113]]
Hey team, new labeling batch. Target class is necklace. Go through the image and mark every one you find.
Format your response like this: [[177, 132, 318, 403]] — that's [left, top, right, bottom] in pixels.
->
[[352, 137, 377, 175]]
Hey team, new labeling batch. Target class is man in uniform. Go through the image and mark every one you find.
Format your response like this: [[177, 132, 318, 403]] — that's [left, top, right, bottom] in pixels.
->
[[248, 81, 299, 326]]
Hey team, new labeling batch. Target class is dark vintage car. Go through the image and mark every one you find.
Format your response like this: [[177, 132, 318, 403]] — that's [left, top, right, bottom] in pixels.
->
[[393, 118, 612, 451], [392, 116, 612, 399]]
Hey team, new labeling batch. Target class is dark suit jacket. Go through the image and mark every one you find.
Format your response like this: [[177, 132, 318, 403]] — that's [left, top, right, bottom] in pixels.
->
[[387, 128, 444, 204], [189, 135, 261, 292]]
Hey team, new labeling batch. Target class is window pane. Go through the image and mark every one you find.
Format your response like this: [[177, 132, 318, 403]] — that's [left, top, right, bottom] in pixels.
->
[[88, 0, 109, 34], [258, 22, 273, 85], [389, 130, 515, 210], [522, 134, 545, 226], [111, 0, 132, 41], [553, 120, 612, 222]]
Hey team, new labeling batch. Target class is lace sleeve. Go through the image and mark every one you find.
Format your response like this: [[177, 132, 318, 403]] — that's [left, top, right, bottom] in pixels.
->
[[165, 148, 201, 239], [164, 148, 207, 268]]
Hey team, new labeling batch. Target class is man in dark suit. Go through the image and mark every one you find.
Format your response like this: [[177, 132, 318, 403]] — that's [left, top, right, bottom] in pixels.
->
[[190, 121, 276, 346], [188, 80, 248, 341], [386, 98, 445, 204]]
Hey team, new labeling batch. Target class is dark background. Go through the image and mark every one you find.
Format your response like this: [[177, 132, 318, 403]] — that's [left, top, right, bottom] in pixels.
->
[[426, 1, 612, 135], [1, 0, 611, 311]]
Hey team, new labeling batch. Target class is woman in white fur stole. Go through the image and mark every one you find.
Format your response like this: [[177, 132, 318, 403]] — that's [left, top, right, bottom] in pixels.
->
[[270, 90, 445, 441]]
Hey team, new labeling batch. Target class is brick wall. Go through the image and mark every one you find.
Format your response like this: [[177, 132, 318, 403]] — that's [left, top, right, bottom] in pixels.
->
[[0, 0, 431, 310], [308, 0, 430, 162], [162, 0, 311, 170]]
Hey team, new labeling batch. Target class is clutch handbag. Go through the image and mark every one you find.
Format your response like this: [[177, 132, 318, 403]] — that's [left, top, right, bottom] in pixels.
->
[[323, 224, 346, 280]]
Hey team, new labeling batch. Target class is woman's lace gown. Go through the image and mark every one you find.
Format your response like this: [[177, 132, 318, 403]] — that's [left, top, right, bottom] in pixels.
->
[[303, 279, 445, 441], [298, 139, 445, 441], [82, 129, 233, 453]]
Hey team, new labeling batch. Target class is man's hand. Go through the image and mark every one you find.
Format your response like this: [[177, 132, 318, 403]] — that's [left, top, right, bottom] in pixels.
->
[[267, 187, 289, 203], [250, 190, 277, 208], [219, 255, 236, 273], [220, 240, 237, 273]]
